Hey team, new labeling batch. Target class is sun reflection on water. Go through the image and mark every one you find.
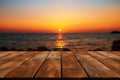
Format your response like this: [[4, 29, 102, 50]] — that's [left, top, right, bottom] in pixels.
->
[[56, 39, 65, 48], [56, 31, 65, 48]]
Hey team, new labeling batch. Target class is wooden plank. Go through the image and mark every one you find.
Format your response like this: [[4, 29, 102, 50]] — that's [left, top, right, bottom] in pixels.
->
[[62, 51, 87, 78], [88, 51, 120, 76], [0, 51, 15, 58], [78, 51, 90, 55], [109, 51, 120, 56], [0, 52, 25, 64], [0, 52, 37, 78], [72, 50, 89, 55], [6, 51, 49, 78], [97, 51, 120, 62], [35, 51, 61, 78], [75, 52, 120, 78], [0, 52, 25, 59]]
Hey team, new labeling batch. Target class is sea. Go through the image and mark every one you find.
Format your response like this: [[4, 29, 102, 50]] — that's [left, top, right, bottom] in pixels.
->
[[0, 33, 120, 51]]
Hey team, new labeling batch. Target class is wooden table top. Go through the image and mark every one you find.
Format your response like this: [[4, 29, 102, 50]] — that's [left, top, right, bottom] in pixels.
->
[[0, 51, 120, 78]]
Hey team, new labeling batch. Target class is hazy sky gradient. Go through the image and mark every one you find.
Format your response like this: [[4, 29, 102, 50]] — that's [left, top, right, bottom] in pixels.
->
[[0, 0, 120, 33]]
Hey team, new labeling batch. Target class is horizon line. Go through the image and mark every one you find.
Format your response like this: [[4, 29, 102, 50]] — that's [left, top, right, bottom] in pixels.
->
[[0, 32, 113, 34]]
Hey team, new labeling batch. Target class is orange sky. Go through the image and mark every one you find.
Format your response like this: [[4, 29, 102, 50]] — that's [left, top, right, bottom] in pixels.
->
[[0, 0, 120, 33]]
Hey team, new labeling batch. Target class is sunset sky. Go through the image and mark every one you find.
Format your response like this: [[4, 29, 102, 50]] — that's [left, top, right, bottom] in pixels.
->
[[0, 0, 120, 33]]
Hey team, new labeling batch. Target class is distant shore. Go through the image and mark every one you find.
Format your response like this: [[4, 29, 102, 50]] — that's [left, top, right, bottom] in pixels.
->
[[111, 31, 120, 34]]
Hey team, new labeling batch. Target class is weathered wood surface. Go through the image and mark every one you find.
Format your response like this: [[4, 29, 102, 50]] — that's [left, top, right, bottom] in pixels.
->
[[35, 51, 61, 78], [0, 52, 37, 78], [108, 51, 120, 56], [75, 52, 119, 78], [97, 51, 120, 62], [0, 51, 120, 78], [88, 51, 120, 76], [6, 51, 49, 78], [0, 52, 25, 64], [0, 52, 14, 58], [62, 51, 87, 78]]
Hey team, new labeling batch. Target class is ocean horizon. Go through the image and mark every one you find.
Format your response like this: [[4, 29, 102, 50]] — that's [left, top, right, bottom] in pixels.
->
[[0, 33, 120, 51]]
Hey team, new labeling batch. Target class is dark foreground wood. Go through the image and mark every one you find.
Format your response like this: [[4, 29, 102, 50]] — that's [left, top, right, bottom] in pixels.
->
[[0, 51, 120, 78]]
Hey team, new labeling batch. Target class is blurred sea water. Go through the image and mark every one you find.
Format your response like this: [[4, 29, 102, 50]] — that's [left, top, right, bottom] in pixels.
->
[[0, 33, 119, 50]]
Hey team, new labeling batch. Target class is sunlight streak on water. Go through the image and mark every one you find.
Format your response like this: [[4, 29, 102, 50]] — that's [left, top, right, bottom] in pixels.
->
[[56, 33, 65, 48], [0, 33, 120, 50]]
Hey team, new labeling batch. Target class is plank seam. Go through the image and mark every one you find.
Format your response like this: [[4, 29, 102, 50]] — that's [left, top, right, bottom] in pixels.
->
[[0, 53, 11, 58], [72, 51, 90, 78], [97, 51, 120, 63], [88, 51, 120, 76], [107, 51, 120, 56], [4, 52, 38, 78], [60, 50, 62, 78], [33, 51, 51, 79], [0, 51, 19, 58], [0, 52, 26, 65]]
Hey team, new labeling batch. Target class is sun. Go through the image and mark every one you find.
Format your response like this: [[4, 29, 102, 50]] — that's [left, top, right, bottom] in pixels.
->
[[59, 29, 62, 32]]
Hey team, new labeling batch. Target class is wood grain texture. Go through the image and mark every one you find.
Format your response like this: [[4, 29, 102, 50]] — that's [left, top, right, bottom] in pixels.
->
[[6, 51, 49, 78], [97, 51, 120, 62], [35, 51, 61, 78], [0, 51, 15, 58], [88, 51, 120, 76], [0, 52, 37, 78], [62, 51, 87, 78], [0, 51, 120, 78], [0, 52, 25, 64], [108, 51, 120, 56], [75, 52, 120, 78]]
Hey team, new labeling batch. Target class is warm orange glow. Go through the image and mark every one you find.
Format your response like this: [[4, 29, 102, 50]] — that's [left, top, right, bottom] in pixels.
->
[[56, 32, 65, 48], [0, 0, 120, 33], [59, 29, 62, 32], [58, 33, 62, 39], [56, 40, 65, 48]]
